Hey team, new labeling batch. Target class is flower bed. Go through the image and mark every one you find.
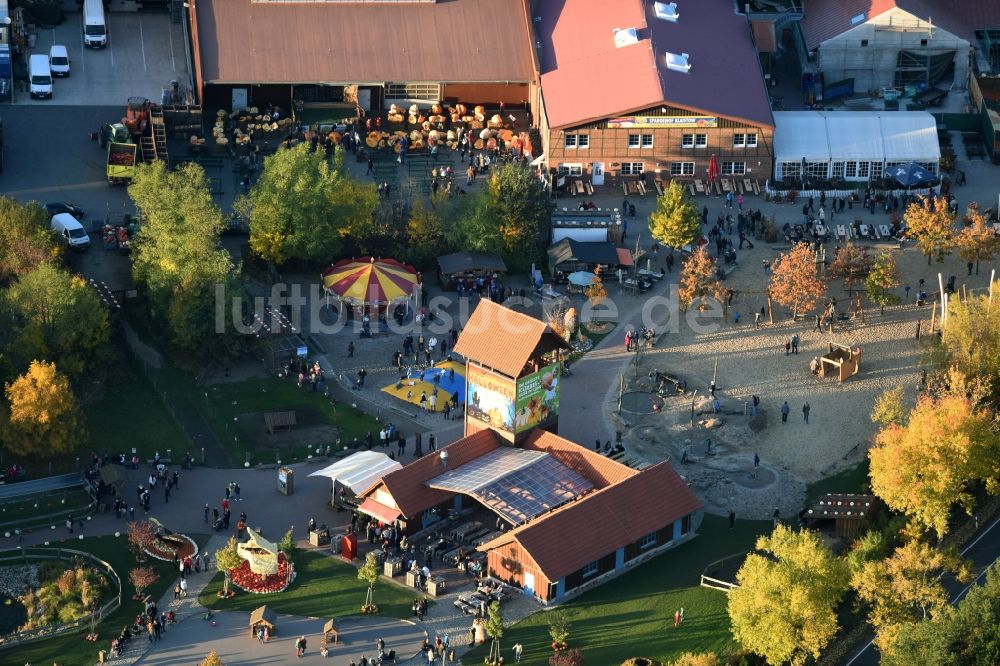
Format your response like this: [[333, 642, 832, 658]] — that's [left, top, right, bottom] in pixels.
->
[[228, 552, 295, 594], [143, 534, 198, 562]]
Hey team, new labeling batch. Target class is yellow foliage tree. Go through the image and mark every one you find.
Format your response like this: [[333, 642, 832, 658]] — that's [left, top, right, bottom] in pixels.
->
[[201, 649, 224, 666], [728, 525, 849, 665], [940, 287, 1000, 405], [955, 209, 1000, 275], [852, 541, 971, 655], [677, 246, 724, 311], [584, 275, 608, 308], [1, 360, 85, 457], [672, 653, 719, 666], [868, 392, 998, 540], [769, 244, 826, 318], [903, 196, 954, 265]]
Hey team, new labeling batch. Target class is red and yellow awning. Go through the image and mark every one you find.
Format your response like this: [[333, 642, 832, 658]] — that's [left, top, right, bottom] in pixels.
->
[[321, 257, 420, 306]]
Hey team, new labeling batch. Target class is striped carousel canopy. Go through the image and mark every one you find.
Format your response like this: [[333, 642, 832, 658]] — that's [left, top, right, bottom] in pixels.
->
[[321, 257, 420, 306]]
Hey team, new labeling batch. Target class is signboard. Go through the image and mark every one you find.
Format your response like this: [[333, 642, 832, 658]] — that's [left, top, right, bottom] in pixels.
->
[[296, 346, 308, 357], [513, 362, 561, 433], [606, 116, 718, 129], [466, 364, 516, 433]]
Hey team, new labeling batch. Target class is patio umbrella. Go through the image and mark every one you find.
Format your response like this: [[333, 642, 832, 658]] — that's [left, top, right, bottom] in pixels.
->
[[567, 271, 598, 286], [707, 154, 719, 182], [888, 162, 936, 188], [321, 257, 419, 307]]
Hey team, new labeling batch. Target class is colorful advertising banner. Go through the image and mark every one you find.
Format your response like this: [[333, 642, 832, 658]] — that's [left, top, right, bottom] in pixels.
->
[[606, 116, 718, 129], [514, 363, 561, 433], [466, 364, 516, 433]]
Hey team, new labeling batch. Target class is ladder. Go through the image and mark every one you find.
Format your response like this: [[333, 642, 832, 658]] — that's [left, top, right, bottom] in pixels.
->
[[139, 136, 156, 164], [151, 106, 169, 163]]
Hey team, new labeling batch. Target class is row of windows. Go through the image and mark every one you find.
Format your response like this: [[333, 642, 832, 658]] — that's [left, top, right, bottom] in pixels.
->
[[559, 161, 746, 176], [581, 531, 659, 578], [564, 132, 758, 150]]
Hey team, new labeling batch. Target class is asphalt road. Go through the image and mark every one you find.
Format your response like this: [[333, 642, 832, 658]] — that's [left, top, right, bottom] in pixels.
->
[[845, 513, 1000, 665]]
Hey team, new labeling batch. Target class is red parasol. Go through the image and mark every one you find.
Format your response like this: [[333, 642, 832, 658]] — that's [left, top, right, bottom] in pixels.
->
[[707, 154, 720, 182]]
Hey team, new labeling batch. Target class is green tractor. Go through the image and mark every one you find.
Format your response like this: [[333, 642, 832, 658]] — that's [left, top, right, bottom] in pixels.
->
[[97, 122, 132, 148]]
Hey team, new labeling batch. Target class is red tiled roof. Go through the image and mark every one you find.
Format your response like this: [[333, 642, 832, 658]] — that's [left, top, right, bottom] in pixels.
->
[[479, 461, 703, 580], [523, 430, 637, 488], [195, 0, 535, 85], [370, 429, 500, 518], [537, 0, 773, 129], [454, 300, 568, 379], [800, 0, 1000, 50]]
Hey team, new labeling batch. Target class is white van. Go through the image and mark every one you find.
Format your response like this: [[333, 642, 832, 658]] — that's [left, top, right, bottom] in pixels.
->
[[49, 45, 70, 77], [51, 213, 90, 250], [83, 0, 107, 48], [28, 54, 52, 99]]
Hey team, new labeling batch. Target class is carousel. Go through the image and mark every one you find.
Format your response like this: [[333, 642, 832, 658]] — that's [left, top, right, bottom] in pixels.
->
[[321, 256, 421, 320]]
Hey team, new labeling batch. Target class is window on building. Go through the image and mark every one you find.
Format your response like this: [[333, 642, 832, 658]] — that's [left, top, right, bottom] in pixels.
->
[[722, 161, 746, 175], [578, 135, 590, 149], [870, 161, 883, 179], [804, 162, 829, 180], [857, 161, 870, 178], [831, 162, 845, 179], [640, 134, 653, 148], [622, 162, 645, 175], [582, 560, 599, 578], [918, 162, 938, 175], [681, 134, 694, 148], [681, 514, 692, 535], [639, 532, 657, 549], [780, 161, 801, 178], [845, 161, 858, 178], [920, 38, 928, 46], [558, 163, 583, 176], [669, 162, 694, 176], [564, 135, 577, 149], [385, 82, 441, 99], [861, 39, 869, 47], [628, 134, 641, 148], [733, 132, 758, 148], [746, 133, 758, 147], [695, 133, 707, 147]]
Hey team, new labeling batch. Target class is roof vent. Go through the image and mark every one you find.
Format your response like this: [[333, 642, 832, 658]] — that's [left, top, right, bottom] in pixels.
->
[[654, 2, 679, 22], [665, 51, 691, 73], [613, 27, 640, 48]]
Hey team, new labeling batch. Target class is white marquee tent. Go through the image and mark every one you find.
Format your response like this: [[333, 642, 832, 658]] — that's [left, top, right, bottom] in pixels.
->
[[309, 451, 402, 500], [774, 111, 940, 182]]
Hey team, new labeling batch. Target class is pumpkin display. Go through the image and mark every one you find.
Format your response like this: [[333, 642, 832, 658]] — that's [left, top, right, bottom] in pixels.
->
[[487, 138, 497, 150], [461, 115, 474, 123], [431, 103, 443, 115], [489, 114, 503, 127], [456, 103, 468, 115], [474, 139, 485, 150], [499, 129, 514, 141], [387, 113, 404, 123]]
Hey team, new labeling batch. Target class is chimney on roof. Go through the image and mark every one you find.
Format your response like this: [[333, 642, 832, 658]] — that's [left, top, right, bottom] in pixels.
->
[[654, 1, 679, 22], [665, 51, 691, 73], [613, 27, 640, 48]]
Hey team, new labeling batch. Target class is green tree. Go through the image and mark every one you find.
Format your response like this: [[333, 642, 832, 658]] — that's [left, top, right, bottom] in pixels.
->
[[129, 161, 241, 358], [868, 392, 998, 540], [871, 386, 906, 427], [1, 360, 85, 457], [853, 540, 971, 654], [358, 552, 379, 612], [671, 654, 718, 666], [846, 530, 890, 575], [865, 250, 902, 314], [727, 525, 849, 665], [5, 263, 110, 376], [939, 286, 1000, 405], [903, 196, 955, 265], [485, 600, 505, 664], [215, 536, 242, 596], [278, 527, 295, 559], [243, 144, 377, 264], [405, 198, 447, 269], [648, 180, 701, 250], [0, 196, 61, 284]]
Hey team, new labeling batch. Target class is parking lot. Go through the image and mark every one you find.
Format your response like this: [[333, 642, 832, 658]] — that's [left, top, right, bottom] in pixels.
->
[[16, 10, 190, 105]]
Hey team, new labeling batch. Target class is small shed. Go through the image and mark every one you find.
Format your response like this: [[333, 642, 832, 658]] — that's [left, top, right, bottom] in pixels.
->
[[249, 605, 277, 637], [819, 342, 861, 382], [804, 494, 881, 539], [547, 238, 621, 274], [437, 251, 507, 277]]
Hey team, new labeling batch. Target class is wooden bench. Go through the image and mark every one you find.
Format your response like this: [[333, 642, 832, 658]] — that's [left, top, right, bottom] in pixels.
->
[[264, 411, 297, 434]]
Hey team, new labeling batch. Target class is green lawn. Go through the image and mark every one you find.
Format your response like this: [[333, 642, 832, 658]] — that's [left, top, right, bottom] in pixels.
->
[[200, 550, 427, 620], [7, 533, 204, 666], [0, 487, 95, 531], [805, 461, 870, 505], [465, 514, 772, 665]]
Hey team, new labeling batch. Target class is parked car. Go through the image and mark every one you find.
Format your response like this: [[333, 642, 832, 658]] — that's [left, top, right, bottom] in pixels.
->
[[49, 45, 70, 76], [51, 212, 90, 250], [44, 202, 85, 219]]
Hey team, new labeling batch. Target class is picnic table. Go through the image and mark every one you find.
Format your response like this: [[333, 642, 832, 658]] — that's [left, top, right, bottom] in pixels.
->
[[264, 411, 297, 434]]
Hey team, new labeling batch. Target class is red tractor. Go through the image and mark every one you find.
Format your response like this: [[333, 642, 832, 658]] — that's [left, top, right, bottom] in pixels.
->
[[122, 97, 151, 137]]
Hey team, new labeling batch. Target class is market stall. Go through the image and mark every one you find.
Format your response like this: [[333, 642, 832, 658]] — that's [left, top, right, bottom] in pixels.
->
[[437, 251, 507, 291], [309, 451, 403, 508], [547, 238, 621, 277]]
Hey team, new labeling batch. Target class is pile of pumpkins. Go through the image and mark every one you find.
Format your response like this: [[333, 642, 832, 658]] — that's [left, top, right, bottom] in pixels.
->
[[371, 102, 514, 152]]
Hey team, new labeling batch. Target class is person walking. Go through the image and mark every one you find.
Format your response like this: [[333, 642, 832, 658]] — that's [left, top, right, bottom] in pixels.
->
[[814, 313, 822, 332], [665, 252, 675, 273], [514, 642, 524, 662], [180, 578, 188, 597], [347, 341, 355, 358], [753, 452, 760, 479], [784, 338, 791, 355], [295, 635, 307, 658], [728, 510, 736, 529], [674, 609, 683, 627], [781, 401, 790, 423], [803, 402, 811, 424], [754, 311, 761, 329], [791, 334, 799, 354]]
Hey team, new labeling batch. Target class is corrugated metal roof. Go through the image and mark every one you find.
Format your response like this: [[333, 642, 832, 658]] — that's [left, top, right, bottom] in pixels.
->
[[523, 430, 637, 488], [800, 0, 900, 50], [195, 0, 535, 85], [537, 0, 773, 129], [751, 19, 777, 53], [479, 461, 703, 580], [453, 300, 567, 379]]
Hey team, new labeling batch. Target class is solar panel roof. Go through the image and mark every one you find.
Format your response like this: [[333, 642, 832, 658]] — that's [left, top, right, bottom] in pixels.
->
[[426, 447, 594, 525]]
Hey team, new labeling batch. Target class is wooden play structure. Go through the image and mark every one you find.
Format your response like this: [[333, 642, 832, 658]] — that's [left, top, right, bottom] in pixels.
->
[[818, 342, 861, 382], [803, 494, 881, 539], [249, 605, 277, 637], [322, 618, 339, 645]]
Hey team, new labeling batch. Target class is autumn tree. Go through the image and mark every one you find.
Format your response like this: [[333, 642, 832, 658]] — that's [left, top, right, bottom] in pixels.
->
[[846, 530, 890, 576], [216, 536, 242, 596], [129, 566, 160, 598], [405, 198, 447, 269], [904, 196, 955, 265], [201, 650, 224, 666], [956, 209, 1000, 275], [127, 520, 158, 562], [677, 246, 724, 311], [870, 386, 907, 427], [0, 196, 61, 284], [768, 244, 826, 318], [853, 540, 971, 654], [868, 392, 997, 540], [939, 287, 1000, 404], [485, 600, 505, 665], [5, 263, 110, 376], [648, 180, 701, 250], [728, 525, 850, 665], [1, 360, 85, 457], [584, 274, 607, 308], [358, 552, 380, 612], [671, 654, 718, 666], [827, 240, 872, 293], [865, 250, 902, 314]]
